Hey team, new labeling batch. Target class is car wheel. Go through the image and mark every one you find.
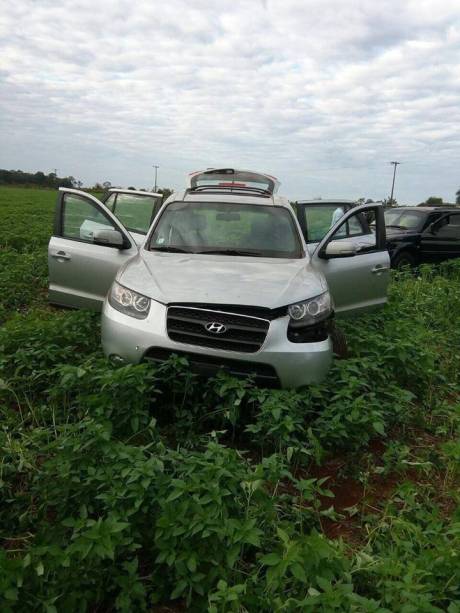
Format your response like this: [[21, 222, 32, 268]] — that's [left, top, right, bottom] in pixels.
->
[[392, 251, 417, 269], [330, 324, 348, 359]]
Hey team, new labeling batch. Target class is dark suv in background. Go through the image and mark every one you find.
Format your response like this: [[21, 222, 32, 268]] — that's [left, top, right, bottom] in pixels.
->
[[382, 206, 460, 268]]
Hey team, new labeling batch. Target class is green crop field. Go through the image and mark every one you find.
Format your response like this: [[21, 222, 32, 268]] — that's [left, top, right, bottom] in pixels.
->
[[0, 186, 459, 612]]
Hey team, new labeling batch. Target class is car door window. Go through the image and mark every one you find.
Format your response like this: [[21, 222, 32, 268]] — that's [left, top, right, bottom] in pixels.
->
[[62, 193, 115, 242], [104, 193, 117, 211], [112, 193, 160, 234], [434, 214, 460, 239], [300, 204, 368, 243], [322, 208, 378, 253]]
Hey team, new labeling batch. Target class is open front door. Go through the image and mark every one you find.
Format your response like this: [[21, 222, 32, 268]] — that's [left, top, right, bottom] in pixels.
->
[[311, 204, 390, 316], [48, 189, 138, 310]]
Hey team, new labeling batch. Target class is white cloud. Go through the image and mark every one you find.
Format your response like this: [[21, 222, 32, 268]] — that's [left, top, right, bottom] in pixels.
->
[[0, 0, 459, 202]]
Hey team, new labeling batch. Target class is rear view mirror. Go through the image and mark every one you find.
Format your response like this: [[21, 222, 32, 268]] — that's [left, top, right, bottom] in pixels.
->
[[324, 239, 358, 258], [93, 228, 125, 248]]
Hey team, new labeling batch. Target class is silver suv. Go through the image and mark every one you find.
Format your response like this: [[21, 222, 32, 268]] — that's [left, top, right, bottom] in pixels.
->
[[48, 169, 390, 388]]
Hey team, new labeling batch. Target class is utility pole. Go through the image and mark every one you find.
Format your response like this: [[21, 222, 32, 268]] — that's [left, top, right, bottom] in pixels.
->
[[389, 161, 400, 206], [52, 168, 58, 176], [153, 165, 159, 192]]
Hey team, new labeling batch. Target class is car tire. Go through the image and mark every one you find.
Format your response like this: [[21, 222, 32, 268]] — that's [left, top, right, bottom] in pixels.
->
[[330, 324, 348, 359], [392, 250, 417, 269]]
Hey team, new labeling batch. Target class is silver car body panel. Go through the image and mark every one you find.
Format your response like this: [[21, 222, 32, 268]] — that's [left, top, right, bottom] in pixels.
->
[[120, 252, 326, 308]]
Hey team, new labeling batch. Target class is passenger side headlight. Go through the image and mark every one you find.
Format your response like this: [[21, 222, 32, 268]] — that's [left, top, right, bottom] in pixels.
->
[[109, 282, 151, 319], [288, 292, 332, 327]]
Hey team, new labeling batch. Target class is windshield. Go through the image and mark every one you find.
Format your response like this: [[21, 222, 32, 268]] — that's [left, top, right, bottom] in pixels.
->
[[383, 209, 424, 230], [148, 201, 303, 258]]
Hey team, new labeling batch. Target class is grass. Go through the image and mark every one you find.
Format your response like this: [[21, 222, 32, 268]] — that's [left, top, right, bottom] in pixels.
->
[[0, 185, 459, 612]]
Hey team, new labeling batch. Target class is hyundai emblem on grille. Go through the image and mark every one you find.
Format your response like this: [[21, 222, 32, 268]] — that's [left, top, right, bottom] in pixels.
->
[[205, 322, 227, 334]]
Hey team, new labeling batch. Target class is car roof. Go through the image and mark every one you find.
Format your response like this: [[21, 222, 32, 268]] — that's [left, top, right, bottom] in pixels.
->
[[108, 188, 162, 198], [391, 206, 458, 213], [170, 189, 291, 208]]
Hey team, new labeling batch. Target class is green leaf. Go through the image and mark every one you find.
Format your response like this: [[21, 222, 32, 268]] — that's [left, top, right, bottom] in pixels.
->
[[170, 579, 187, 600], [35, 561, 44, 576], [187, 554, 197, 573], [5, 588, 18, 601], [166, 489, 184, 503], [261, 553, 281, 566], [291, 563, 307, 583], [373, 421, 385, 435], [226, 544, 241, 568]]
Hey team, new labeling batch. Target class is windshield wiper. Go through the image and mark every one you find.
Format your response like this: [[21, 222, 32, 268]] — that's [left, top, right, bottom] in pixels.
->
[[150, 246, 191, 253], [386, 224, 408, 230], [196, 249, 265, 257]]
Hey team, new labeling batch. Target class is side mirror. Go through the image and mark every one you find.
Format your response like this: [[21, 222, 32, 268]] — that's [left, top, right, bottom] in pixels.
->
[[323, 239, 358, 259], [93, 228, 125, 248]]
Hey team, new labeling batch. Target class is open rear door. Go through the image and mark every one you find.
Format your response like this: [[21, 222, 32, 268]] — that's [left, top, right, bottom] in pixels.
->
[[310, 203, 390, 316], [48, 189, 138, 310]]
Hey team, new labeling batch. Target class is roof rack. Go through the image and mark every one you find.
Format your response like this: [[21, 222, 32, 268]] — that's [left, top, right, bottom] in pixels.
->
[[187, 185, 272, 197]]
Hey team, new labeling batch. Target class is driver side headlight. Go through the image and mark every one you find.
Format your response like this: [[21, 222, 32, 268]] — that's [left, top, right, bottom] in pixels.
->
[[288, 291, 332, 327], [109, 282, 151, 319]]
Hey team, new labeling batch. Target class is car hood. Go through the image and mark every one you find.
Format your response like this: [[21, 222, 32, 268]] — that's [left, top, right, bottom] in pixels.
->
[[118, 251, 326, 309]]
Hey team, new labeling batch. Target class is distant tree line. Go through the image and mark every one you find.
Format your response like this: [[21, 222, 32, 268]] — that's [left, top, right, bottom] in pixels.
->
[[0, 169, 75, 188], [0, 170, 173, 199], [417, 196, 459, 207]]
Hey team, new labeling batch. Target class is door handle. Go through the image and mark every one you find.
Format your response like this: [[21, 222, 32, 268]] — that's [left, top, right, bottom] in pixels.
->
[[371, 265, 390, 274], [51, 251, 71, 261]]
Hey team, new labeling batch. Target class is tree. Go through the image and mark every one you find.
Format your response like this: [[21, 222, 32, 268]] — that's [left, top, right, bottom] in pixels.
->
[[382, 198, 397, 207], [158, 188, 173, 201], [425, 196, 443, 205]]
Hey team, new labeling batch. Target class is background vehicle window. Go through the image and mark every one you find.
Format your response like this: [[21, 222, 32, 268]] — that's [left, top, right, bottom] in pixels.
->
[[332, 210, 377, 252], [435, 215, 460, 238], [112, 194, 159, 234], [62, 194, 114, 242], [303, 205, 342, 242], [384, 210, 424, 230]]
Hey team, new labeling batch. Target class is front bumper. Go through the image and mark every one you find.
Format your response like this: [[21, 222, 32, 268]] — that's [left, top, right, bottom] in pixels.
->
[[101, 299, 333, 389]]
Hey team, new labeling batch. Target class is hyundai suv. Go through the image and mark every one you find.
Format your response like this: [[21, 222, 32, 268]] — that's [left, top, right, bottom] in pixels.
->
[[48, 169, 389, 388]]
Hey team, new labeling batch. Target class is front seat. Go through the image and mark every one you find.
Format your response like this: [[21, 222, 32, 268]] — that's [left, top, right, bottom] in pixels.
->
[[171, 212, 208, 248]]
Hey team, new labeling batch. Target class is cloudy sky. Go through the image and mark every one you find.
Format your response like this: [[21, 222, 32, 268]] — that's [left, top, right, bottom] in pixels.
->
[[1, 0, 459, 203]]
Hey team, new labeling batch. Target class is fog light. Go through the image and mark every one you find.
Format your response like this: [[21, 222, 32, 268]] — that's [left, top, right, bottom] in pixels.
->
[[109, 354, 126, 365]]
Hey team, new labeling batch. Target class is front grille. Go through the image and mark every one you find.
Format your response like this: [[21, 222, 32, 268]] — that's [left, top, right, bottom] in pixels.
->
[[145, 348, 280, 387], [166, 305, 270, 353]]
